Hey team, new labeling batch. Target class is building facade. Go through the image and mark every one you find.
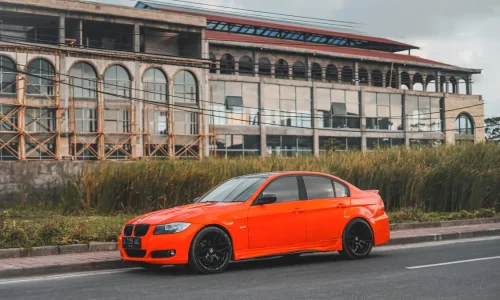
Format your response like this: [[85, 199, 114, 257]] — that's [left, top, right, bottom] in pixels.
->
[[0, 0, 484, 161]]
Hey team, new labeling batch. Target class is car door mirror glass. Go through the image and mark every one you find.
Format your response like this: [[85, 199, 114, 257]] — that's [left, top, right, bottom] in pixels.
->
[[256, 194, 277, 205]]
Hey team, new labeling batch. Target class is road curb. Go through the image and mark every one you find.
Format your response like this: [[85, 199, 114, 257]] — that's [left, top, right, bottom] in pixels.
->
[[389, 217, 500, 231], [1, 228, 500, 279], [387, 228, 500, 245]]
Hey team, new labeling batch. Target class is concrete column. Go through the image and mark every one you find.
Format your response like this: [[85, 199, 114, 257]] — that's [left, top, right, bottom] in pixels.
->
[[466, 74, 472, 95], [306, 56, 312, 82], [202, 39, 210, 158], [78, 20, 83, 48], [456, 80, 460, 94], [354, 61, 359, 86], [134, 61, 143, 158], [403, 93, 410, 147], [445, 79, 450, 93], [253, 50, 258, 77], [59, 15, 65, 45], [133, 24, 140, 53], [360, 88, 367, 152], [258, 82, 267, 157], [435, 72, 441, 92], [422, 75, 427, 92]]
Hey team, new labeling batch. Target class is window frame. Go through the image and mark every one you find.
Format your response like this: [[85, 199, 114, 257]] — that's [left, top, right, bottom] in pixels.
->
[[251, 175, 305, 205], [300, 175, 351, 199]]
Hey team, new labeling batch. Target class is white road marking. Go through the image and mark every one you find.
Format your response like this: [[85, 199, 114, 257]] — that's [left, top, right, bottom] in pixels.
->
[[0, 268, 140, 285], [406, 256, 500, 270]]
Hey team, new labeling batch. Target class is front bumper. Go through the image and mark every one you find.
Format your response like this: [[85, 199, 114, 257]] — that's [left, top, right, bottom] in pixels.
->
[[118, 223, 204, 265]]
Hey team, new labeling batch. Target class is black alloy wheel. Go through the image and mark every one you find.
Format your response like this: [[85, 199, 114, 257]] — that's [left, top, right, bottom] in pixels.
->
[[338, 218, 374, 260], [188, 227, 233, 274]]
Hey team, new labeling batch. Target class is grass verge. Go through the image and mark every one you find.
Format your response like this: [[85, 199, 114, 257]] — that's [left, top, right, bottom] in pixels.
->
[[1, 208, 498, 249]]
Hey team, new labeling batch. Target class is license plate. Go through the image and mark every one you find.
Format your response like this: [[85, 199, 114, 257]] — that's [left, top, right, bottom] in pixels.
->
[[122, 237, 141, 249]]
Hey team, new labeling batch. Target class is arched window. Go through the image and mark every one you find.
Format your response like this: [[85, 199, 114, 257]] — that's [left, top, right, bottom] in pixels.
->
[[400, 72, 410, 90], [209, 52, 216, 74], [372, 70, 383, 87], [0, 56, 16, 94], [259, 57, 271, 76], [27, 58, 55, 96], [455, 113, 474, 135], [359, 68, 368, 85], [341, 66, 353, 84], [104, 65, 131, 100], [325, 64, 338, 82], [275, 59, 289, 79], [174, 70, 197, 104], [385, 70, 397, 88], [413, 73, 424, 91], [220, 53, 235, 75], [238, 56, 254, 75], [143, 68, 167, 102], [69, 62, 98, 99], [311, 63, 322, 81], [293, 61, 306, 79], [426, 75, 436, 92]]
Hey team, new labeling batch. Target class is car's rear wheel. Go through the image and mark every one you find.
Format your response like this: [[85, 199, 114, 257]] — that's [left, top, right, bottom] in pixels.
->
[[188, 226, 232, 274], [339, 218, 374, 260]]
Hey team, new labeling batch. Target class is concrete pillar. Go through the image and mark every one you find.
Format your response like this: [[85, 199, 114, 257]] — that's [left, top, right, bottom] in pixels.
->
[[253, 50, 258, 77], [59, 15, 65, 45], [78, 20, 83, 48], [354, 61, 359, 86], [360, 88, 367, 152], [202, 39, 210, 158], [306, 56, 312, 82], [133, 24, 140, 53], [422, 75, 427, 92], [466, 74, 472, 95], [403, 93, 410, 147], [456, 80, 460, 94], [435, 72, 441, 92], [134, 61, 143, 158]]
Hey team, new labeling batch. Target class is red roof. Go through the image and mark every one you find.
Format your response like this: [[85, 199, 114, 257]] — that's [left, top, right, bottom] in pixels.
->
[[206, 31, 448, 67], [153, 7, 417, 50]]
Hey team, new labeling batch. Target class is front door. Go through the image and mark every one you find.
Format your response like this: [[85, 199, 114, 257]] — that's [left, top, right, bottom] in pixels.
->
[[248, 176, 307, 249]]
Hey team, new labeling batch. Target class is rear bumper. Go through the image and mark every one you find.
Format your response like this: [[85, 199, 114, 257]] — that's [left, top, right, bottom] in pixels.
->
[[118, 223, 204, 265], [372, 214, 390, 246]]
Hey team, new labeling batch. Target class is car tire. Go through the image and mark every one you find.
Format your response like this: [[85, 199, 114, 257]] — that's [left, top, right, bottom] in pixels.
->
[[339, 218, 374, 260], [188, 226, 233, 275]]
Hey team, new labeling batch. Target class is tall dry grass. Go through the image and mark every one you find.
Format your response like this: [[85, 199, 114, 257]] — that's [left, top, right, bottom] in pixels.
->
[[59, 143, 500, 214]]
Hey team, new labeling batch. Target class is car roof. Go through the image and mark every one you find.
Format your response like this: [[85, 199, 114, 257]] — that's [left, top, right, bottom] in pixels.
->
[[237, 171, 331, 179]]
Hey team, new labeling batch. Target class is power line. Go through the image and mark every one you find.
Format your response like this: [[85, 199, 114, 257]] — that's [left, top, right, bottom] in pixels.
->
[[0, 64, 491, 135]]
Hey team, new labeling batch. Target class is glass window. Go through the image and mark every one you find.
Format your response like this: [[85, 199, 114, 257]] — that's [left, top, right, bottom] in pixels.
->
[[365, 92, 403, 131], [333, 181, 349, 197], [198, 177, 266, 203], [455, 113, 474, 135], [105, 143, 132, 160], [258, 57, 271, 76], [304, 176, 335, 199], [104, 109, 130, 133], [25, 108, 56, 132], [69, 62, 98, 99], [0, 137, 18, 161], [220, 54, 235, 75], [71, 143, 98, 161], [275, 59, 289, 79], [26, 141, 56, 160], [174, 71, 197, 104], [212, 134, 260, 158], [319, 89, 360, 129], [26, 59, 55, 96], [75, 108, 97, 132], [143, 68, 167, 103], [267, 135, 312, 157], [0, 56, 17, 94], [173, 111, 198, 135], [407, 95, 443, 132], [262, 176, 300, 203], [147, 110, 168, 135], [238, 56, 254, 75], [104, 65, 130, 100], [0, 105, 18, 131], [367, 138, 404, 150]]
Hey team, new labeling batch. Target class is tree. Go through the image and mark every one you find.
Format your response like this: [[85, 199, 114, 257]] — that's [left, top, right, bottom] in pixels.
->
[[322, 138, 345, 153], [485, 117, 500, 144]]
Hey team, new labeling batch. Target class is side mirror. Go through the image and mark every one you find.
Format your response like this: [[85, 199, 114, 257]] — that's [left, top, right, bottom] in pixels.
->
[[255, 194, 277, 205]]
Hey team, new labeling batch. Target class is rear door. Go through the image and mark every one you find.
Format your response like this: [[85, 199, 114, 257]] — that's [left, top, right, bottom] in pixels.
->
[[302, 175, 351, 243], [247, 175, 307, 249]]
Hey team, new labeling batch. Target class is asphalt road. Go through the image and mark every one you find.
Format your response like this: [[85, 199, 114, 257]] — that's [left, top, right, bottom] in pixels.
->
[[2, 238, 500, 300]]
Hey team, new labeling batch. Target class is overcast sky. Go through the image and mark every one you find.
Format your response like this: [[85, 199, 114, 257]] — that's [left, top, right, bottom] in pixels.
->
[[97, 0, 499, 117]]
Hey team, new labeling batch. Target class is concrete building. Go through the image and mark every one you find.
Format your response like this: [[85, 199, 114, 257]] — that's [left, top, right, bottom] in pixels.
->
[[0, 0, 484, 161]]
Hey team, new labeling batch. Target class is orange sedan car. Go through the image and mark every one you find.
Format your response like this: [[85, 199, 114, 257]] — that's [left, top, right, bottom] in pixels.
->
[[118, 171, 390, 274]]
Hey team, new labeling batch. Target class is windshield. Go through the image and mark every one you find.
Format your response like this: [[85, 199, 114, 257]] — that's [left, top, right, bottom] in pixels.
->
[[197, 177, 266, 203]]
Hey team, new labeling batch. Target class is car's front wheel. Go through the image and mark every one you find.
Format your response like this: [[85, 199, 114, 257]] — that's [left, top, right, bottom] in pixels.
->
[[188, 226, 233, 274], [338, 218, 374, 260]]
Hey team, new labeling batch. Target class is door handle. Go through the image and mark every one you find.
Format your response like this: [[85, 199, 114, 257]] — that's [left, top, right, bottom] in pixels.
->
[[291, 208, 305, 213], [336, 204, 347, 209]]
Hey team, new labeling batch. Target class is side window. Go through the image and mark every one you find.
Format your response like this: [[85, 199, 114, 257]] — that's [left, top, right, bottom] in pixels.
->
[[303, 176, 335, 200], [333, 180, 349, 197], [262, 176, 300, 203]]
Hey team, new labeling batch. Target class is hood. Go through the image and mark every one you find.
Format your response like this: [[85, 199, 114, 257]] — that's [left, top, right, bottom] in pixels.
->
[[127, 202, 243, 225]]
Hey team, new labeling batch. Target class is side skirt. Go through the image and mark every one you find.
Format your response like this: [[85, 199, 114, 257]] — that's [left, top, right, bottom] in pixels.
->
[[234, 239, 341, 261]]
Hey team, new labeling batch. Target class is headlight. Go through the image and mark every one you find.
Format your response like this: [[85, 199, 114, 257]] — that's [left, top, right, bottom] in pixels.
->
[[153, 222, 191, 235]]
